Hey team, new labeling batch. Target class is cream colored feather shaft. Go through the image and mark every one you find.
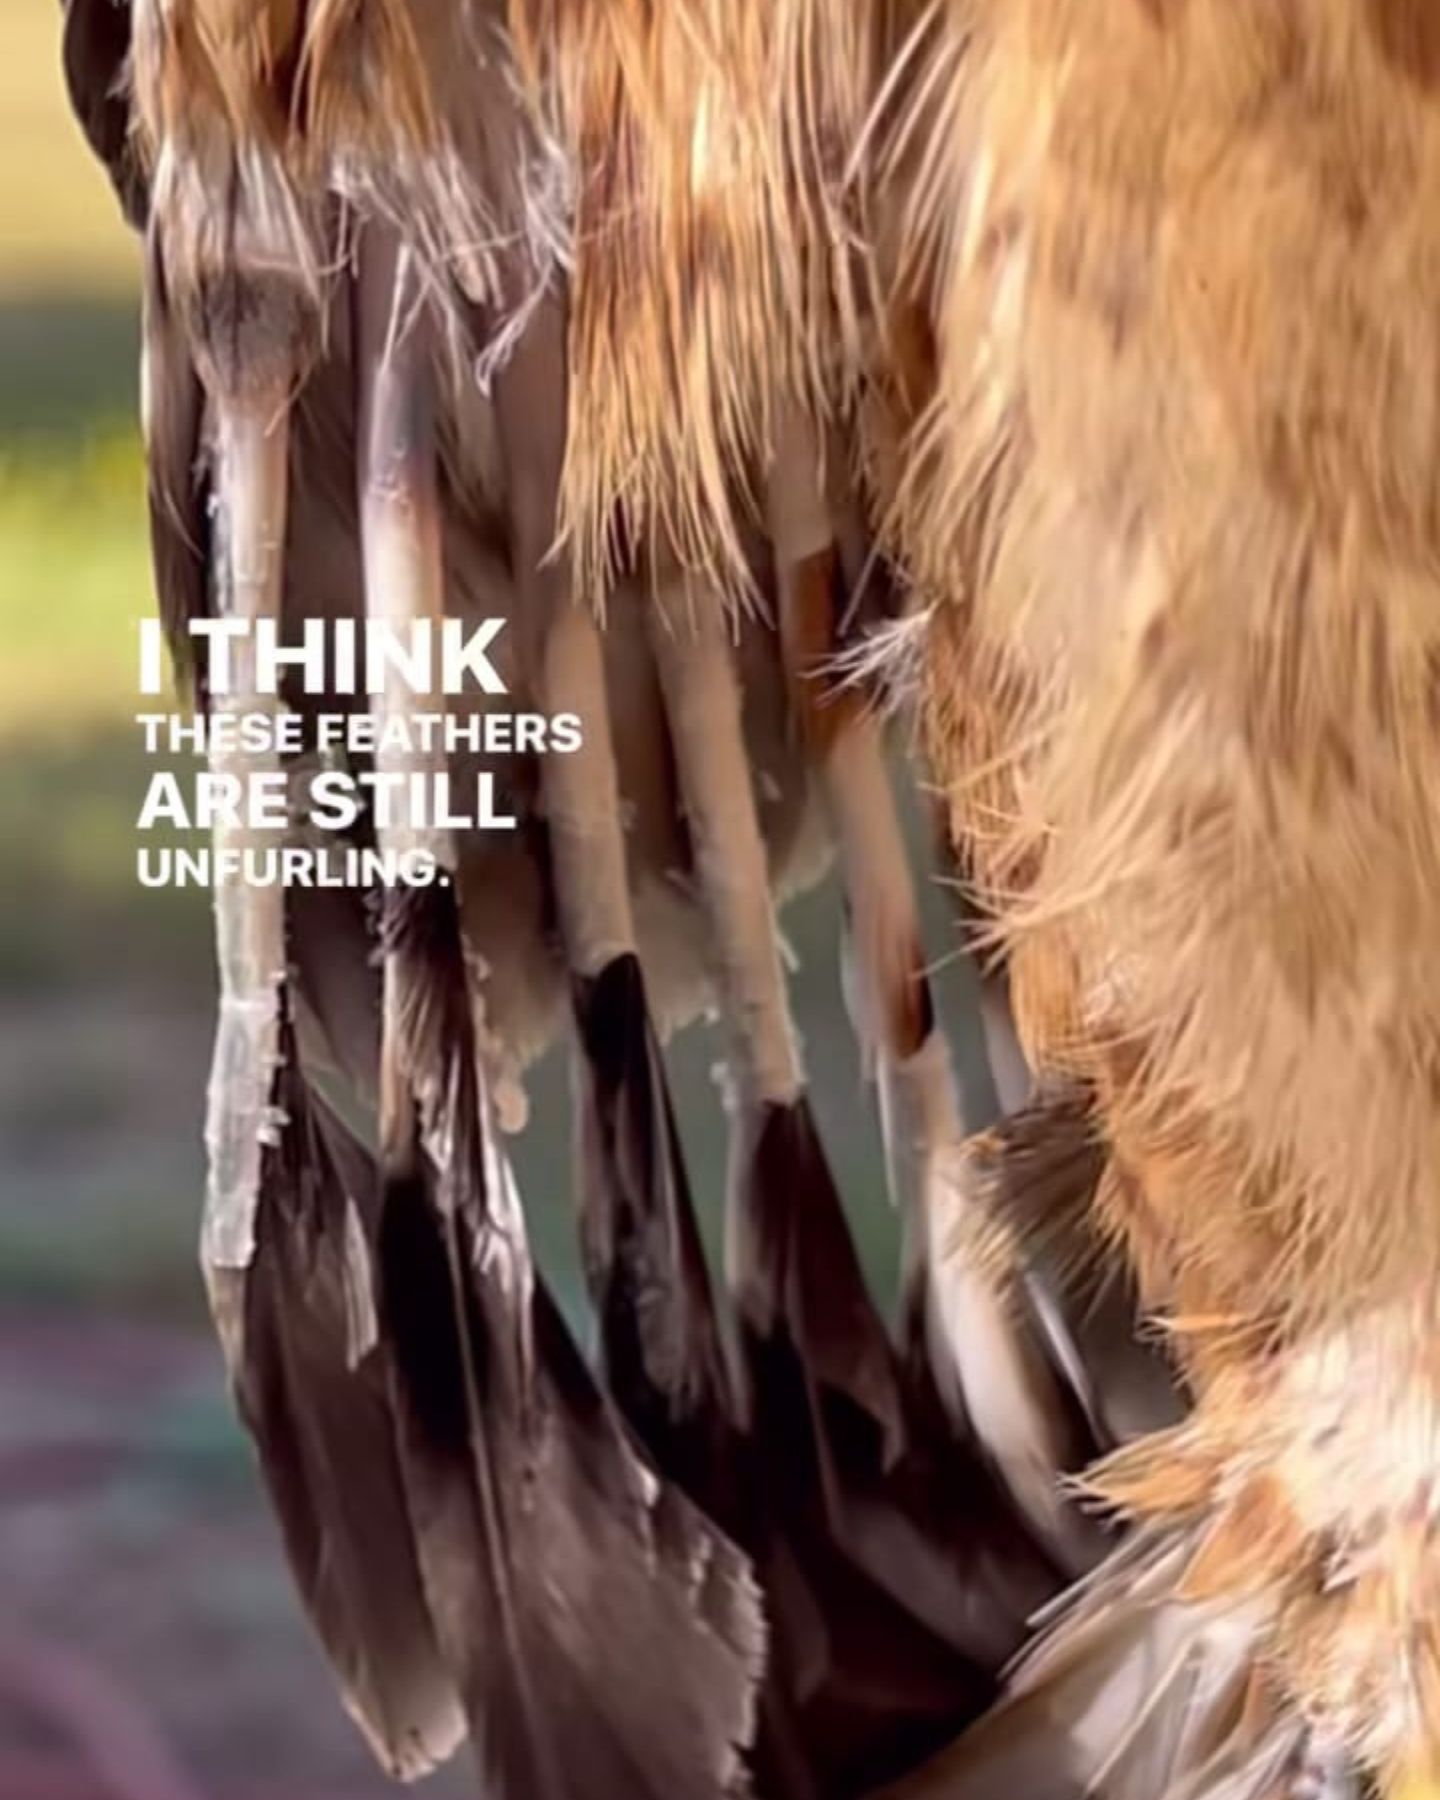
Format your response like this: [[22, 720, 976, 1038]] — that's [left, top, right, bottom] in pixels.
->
[[538, 598, 638, 977], [203, 384, 294, 1276], [354, 226, 455, 873], [765, 407, 947, 1110], [765, 410, 1092, 1555], [484, 286, 639, 982], [645, 583, 802, 1109], [767, 419, 960, 1353], [977, 968, 1030, 1117]]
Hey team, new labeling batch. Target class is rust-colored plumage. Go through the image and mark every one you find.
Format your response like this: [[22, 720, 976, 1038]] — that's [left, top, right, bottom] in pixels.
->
[[877, 7, 1440, 1790], [62, 0, 1436, 1796]]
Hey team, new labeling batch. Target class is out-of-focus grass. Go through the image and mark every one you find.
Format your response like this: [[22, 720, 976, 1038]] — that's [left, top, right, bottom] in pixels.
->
[[0, 297, 140, 436], [0, 347, 190, 994], [0, 2, 197, 1311], [0, 1, 150, 725], [0, 725, 210, 992], [0, 428, 153, 735], [0, 5, 172, 986]]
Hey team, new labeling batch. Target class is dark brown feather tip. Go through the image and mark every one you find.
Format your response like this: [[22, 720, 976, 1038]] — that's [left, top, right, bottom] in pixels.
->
[[375, 886, 766, 1800], [731, 1099, 1060, 1797], [218, 1032, 465, 1781], [571, 950, 744, 1513]]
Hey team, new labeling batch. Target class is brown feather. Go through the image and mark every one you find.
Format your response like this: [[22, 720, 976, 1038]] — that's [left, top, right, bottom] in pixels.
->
[[139, 236, 209, 694], [212, 1030, 466, 1780], [61, 0, 147, 226], [572, 951, 743, 1509], [877, 1528, 1305, 1800], [374, 883, 765, 1800], [731, 1097, 1062, 1797], [872, 5, 1440, 1770]]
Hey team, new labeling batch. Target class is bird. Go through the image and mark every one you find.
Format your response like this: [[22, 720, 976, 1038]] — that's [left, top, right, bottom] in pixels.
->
[[58, 2, 1434, 1799]]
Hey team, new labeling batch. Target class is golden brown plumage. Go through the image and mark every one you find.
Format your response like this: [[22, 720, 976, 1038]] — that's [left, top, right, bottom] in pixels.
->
[[879, 7, 1440, 1788], [503, 0, 891, 603]]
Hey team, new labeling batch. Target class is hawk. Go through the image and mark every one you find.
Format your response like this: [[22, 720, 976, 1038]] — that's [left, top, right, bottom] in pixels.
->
[[62, 3, 1435, 1797]]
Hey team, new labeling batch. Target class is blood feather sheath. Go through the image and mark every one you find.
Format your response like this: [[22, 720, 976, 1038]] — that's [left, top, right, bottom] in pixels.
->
[[58, 1, 1440, 1798]]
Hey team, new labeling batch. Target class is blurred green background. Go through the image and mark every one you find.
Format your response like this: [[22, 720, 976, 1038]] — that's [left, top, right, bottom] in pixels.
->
[[0, 10, 992, 1797]]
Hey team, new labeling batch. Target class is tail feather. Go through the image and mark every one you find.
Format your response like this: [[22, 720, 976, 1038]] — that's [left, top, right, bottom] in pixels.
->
[[879, 1529, 1302, 1800], [586, 569, 1021, 1793], [763, 425, 1116, 1577], [213, 1041, 466, 1780], [354, 223, 766, 1799], [184, 273, 463, 1777], [634, 509, 1068, 1792], [375, 885, 765, 1800], [572, 951, 744, 1513], [495, 271, 755, 1562], [733, 1098, 1059, 1798]]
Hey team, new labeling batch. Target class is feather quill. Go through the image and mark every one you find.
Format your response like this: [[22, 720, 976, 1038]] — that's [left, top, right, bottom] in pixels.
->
[[354, 225, 765, 1800]]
